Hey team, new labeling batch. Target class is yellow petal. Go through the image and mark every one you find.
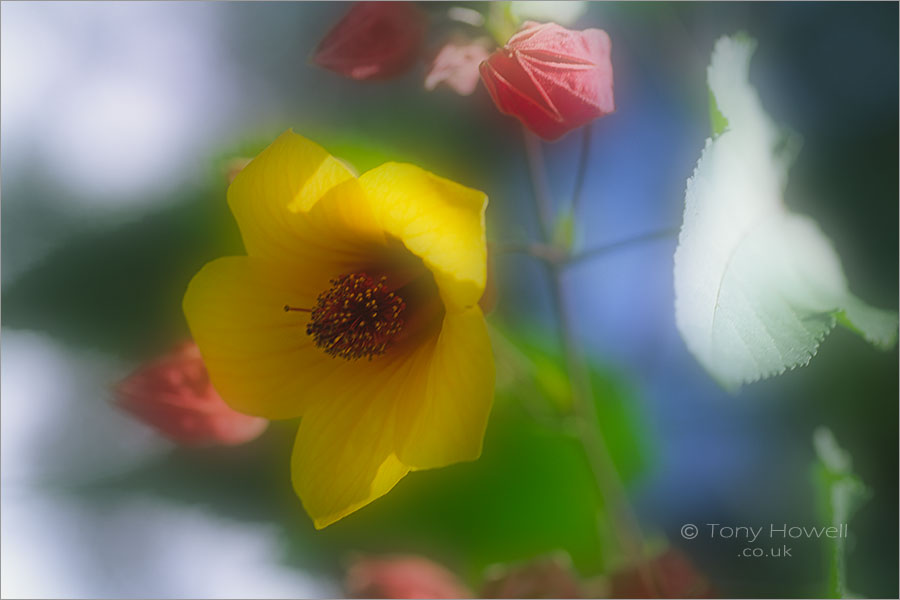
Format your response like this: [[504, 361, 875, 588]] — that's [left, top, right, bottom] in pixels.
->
[[359, 163, 488, 311], [183, 256, 345, 419], [289, 306, 493, 527], [228, 129, 358, 262], [290, 350, 426, 528], [395, 306, 495, 469], [296, 176, 389, 273], [289, 307, 493, 525]]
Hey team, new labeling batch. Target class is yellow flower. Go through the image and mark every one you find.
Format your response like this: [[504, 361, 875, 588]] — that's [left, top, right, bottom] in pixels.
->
[[183, 131, 495, 528]]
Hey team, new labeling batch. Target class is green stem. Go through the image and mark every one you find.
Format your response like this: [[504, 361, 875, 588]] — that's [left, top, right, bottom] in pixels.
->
[[546, 262, 649, 564], [571, 123, 593, 215], [568, 228, 679, 266], [521, 127, 654, 585], [522, 127, 555, 243], [493, 228, 679, 266]]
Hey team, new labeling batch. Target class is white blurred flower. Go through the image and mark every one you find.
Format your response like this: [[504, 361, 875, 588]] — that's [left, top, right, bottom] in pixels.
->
[[510, 1, 588, 26], [1, 2, 239, 207]]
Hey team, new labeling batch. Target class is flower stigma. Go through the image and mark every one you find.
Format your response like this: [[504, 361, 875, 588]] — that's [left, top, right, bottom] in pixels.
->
[[286, 272, 407, 361]]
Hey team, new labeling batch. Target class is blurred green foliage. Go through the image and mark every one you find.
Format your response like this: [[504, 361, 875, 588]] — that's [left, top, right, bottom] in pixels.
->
[[2, 181, 239, 358]]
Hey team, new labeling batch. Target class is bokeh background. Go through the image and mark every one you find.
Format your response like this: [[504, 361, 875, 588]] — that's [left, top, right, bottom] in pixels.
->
[[2, 2, 897, 598]]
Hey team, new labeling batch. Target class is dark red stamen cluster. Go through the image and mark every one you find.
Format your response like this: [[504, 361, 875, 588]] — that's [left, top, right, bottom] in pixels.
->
[[305, 272, 406, 360]]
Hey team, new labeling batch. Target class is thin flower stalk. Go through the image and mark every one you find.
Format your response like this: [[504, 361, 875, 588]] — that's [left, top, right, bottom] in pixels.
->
[[521, 126, 657, 591]]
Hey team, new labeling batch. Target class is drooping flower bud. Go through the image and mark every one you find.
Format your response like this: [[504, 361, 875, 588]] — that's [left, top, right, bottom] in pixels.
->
[[480, 21, 614, 141], [114, 341, 268, 446], [313, 2, 427, 81], [425, 36, 493, 96], [345, 554, 472, 599]]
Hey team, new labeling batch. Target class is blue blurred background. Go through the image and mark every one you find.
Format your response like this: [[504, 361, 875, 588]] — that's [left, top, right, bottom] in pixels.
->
[[2, 2, 896, 597]]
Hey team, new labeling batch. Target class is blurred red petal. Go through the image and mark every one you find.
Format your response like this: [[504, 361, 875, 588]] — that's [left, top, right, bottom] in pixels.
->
[[114, 341, 268, 446], [480, 21, 614, 140], [313, 2, 426, 81], [611, 548, 717, 598], [345, 554, 472, 599]]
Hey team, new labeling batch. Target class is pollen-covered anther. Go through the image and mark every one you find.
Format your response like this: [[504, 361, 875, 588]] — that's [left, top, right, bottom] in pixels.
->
[[305, 272, 407, 360]]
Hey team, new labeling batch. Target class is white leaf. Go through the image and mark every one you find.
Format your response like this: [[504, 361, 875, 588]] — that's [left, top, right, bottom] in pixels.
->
[[673, 35, 897, 389]]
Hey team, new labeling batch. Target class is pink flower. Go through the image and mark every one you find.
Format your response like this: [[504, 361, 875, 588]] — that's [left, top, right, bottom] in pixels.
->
[[480, 21, 614, 141], [313, 2, 427, 81], [424, 36, 493, 96], [345, 555, 472, 599], [114, 341, 268, 446]]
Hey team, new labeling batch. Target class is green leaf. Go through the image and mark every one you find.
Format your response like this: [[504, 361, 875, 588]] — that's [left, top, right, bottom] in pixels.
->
[[673, 35, 898, 389], [812, 427, 871, 598], [490, 325, 654, 486]]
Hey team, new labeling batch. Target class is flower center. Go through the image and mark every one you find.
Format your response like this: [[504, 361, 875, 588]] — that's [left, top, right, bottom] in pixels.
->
[[301, 272, 406, 361]]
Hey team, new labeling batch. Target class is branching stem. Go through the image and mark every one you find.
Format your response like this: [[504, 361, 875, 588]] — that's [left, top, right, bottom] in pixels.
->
[[521, 126, 656, 590]]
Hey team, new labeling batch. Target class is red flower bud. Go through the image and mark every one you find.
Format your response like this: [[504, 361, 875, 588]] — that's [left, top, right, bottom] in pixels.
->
[[345, 554, 472, 599], [313, 2, 427, 81], [114, 341, 268, 446], [480, 21, 614, 141]]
